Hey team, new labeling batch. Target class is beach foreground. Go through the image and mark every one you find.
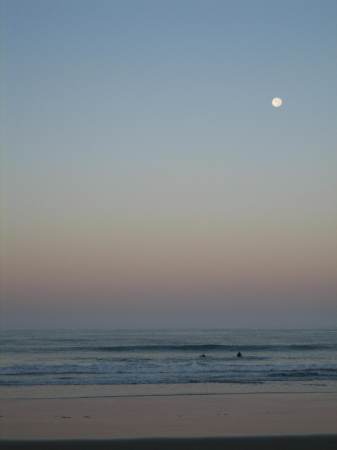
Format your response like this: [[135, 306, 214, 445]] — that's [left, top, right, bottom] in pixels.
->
[[1, 386, 337, 444], [1, 435, 337, 450]]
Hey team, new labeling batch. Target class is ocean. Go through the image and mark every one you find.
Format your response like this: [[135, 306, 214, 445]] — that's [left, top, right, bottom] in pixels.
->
[[1, 329, 336, 388]]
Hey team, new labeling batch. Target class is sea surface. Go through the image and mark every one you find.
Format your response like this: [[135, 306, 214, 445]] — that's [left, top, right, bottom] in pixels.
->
[[1, 329, 337, 387]]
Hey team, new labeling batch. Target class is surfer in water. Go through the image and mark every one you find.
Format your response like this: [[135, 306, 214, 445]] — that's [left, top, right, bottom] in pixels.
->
[[236, 351, 242, 358]]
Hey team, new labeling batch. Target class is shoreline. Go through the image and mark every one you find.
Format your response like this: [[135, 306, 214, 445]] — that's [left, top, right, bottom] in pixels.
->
[[1, 380, 336, 400]]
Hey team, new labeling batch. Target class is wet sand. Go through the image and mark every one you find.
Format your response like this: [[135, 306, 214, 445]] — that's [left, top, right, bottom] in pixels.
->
[[1, 388, 337, 438], [1, 386, 336, 448]]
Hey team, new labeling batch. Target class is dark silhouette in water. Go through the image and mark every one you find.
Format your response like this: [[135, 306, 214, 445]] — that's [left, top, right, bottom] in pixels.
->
[[200, 354, 206, 358], [237, 351, 242, 358]]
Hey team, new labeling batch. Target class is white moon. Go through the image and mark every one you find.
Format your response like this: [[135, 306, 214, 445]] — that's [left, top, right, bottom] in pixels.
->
[[272, 97, 283, 108]]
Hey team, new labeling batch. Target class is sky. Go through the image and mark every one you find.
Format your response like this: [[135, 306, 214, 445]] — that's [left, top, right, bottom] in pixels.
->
[[1, 0, 337, 329]]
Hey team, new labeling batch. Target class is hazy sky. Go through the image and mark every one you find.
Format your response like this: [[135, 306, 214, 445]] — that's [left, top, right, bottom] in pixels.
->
[[2, 0, 337, 328]]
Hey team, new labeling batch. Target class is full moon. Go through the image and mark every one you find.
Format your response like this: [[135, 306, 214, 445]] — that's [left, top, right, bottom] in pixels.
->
[[272, 97, 283, 108]]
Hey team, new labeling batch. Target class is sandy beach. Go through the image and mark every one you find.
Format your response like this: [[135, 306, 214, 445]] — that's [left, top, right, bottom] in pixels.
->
[[1, 384, 337, 448], [1, 435, 337, 450]]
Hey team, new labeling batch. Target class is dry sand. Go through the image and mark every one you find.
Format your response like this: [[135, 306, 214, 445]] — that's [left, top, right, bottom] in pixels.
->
[[1, 435, 337, 450]]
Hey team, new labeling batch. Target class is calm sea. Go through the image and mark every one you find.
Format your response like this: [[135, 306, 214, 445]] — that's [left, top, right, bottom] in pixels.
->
[[1, 329, 336, 387]]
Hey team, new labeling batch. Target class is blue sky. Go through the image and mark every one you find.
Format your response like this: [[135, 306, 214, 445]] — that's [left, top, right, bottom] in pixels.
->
[[2, 0, 337, 328]]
